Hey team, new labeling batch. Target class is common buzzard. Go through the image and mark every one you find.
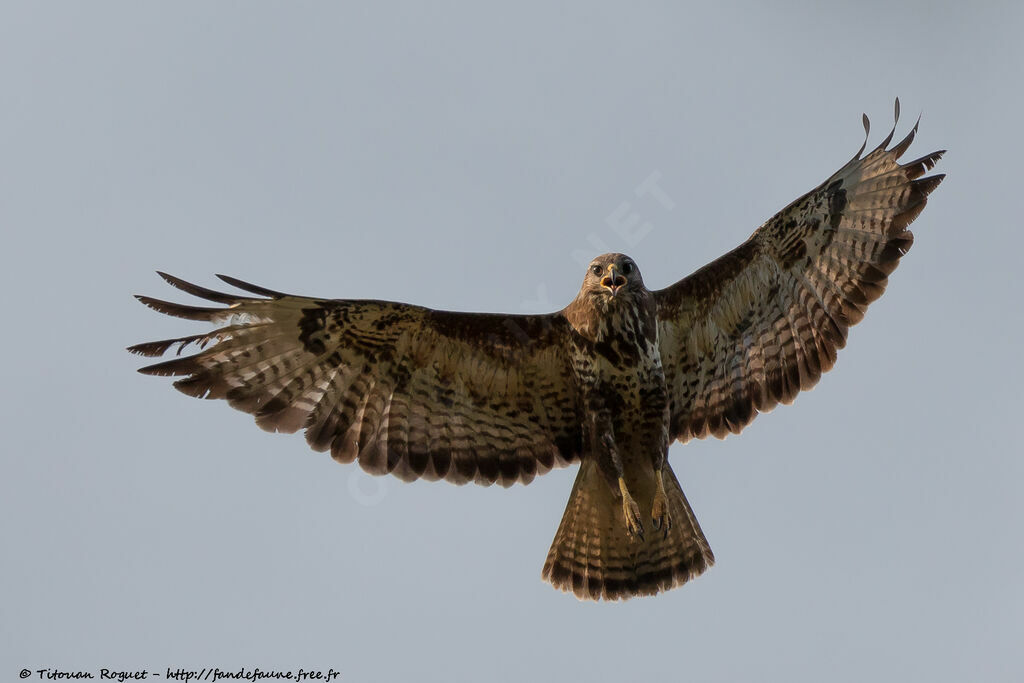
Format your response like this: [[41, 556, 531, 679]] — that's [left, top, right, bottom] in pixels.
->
[[130, 102, 944, 600]]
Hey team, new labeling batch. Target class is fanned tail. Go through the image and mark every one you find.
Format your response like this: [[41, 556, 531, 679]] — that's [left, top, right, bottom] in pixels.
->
[[542, 460, 714, 601]]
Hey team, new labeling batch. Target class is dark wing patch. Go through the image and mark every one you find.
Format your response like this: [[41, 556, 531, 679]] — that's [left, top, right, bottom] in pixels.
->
[[655, 101, 944, 442], [130, 273, 582, 486]]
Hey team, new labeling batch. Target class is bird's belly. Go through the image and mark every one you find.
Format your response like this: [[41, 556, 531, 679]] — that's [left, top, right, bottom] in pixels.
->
[[600, 369, 670, 455], [592, 350, 667, 410]]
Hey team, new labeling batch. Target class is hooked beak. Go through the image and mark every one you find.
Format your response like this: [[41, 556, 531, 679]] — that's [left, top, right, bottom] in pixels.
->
[[601, 264, 628, 296]]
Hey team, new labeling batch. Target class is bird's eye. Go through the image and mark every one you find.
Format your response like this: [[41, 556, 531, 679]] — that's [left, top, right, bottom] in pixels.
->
[[621, 262, 633, 275], [591, 265, 603, 276]]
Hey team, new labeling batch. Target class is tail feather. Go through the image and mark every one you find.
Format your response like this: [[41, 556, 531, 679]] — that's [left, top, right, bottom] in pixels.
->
[[542, 460, 713, 601]]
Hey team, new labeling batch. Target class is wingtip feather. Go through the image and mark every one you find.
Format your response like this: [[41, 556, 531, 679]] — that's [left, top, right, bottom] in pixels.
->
[[134, 295, 226, 321], [215, 274, 288, 298], [157, 272, 240, 304]]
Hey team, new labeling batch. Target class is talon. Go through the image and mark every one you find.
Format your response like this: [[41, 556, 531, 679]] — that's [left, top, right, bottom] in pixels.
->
[[651, 471, 672, 538], [619, 477, 645, 540]]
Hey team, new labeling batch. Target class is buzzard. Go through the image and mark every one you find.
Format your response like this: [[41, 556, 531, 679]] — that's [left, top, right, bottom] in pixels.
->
[[130, 102, 944, 601]]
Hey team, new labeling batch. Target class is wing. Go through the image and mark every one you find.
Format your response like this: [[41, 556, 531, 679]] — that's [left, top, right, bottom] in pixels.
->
[[129, 273, 582, 486], [655, 101, 944, 443]]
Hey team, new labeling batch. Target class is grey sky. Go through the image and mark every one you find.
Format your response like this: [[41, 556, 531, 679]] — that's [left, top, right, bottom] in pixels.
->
[[3, 2, 1021, 682]]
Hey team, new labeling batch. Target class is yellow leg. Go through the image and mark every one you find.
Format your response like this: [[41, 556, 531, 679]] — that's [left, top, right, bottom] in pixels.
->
[[619, 477, 644, 540]]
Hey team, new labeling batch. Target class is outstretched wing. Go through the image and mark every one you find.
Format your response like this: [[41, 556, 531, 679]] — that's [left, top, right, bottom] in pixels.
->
[[656, 101, 945, 442], [130, 274, 582, 486]]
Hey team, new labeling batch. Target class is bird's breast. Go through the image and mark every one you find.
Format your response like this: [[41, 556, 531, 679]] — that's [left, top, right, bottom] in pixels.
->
[[585, 323, 666, 411]]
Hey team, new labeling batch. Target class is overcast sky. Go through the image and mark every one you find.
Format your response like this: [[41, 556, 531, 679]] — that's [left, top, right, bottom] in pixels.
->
[[3, 2, 1022, 682]]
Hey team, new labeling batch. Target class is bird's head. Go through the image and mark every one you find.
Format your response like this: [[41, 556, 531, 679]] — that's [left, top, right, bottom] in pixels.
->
[[582, 253, 644, 302]]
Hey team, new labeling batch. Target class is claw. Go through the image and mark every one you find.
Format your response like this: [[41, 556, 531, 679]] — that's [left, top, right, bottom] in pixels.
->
[[619, 477, 645, 540]]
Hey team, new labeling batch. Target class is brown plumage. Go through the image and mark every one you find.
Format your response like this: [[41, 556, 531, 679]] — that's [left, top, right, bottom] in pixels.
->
[[130, 101, 943, 600]]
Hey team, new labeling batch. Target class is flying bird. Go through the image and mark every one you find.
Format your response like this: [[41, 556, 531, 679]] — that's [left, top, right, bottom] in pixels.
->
[[130, 102, 944, 601]]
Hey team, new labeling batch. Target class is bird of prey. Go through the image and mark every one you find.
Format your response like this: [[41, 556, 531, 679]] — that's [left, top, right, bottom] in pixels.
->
[[130, 102, 944, 601]]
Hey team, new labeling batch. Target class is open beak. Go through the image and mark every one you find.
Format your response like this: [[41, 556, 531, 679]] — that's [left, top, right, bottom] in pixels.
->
[[601, 265, 628, 296]]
